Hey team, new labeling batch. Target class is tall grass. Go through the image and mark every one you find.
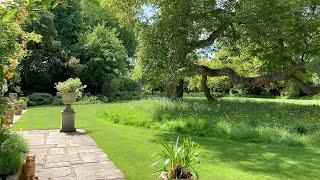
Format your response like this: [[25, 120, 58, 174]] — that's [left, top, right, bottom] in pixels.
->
[[99, 97, 320, 146]]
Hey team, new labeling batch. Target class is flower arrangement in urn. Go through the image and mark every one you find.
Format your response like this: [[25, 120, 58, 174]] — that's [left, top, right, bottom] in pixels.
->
[[55, 78, 86, 104], [152, 137, 200, 180]]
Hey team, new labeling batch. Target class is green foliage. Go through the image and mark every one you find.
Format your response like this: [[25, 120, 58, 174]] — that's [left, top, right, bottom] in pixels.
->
[[109, 91, 142, 101], [281, 82, 300, 98], [21, 9, 71, 94], [51, 96, 63, 105], [76, 24, 129, 94], [0, 128, 29, 175], [138, 0, 197, 91], [0, 97, 9, 128], [152, 137, 200, 180], [0, 0, 41, 92], [27, 93, 53, 106], [77, 24, 128, 69], [233, 0, 320, 70], [20, 0, 138, 95], [135, 0, 320, 98], [75, 95, 101, 104]]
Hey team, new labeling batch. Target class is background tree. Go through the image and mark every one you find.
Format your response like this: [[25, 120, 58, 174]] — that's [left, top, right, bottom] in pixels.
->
[[76, 24, 128, 94], [19, 0, 139, 97], [21, 9, 71, 94], [135, 0, 320, 100]]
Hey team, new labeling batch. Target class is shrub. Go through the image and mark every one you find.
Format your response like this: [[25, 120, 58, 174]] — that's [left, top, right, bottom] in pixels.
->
[[27, 101, 37, 106], [97, 95, 110, 103], [0, 129, 29, 176], [76, 95, 101, 104], [52, 96, 63, 105], [27, 93, 53, 106], [110, 91, 142, 101]]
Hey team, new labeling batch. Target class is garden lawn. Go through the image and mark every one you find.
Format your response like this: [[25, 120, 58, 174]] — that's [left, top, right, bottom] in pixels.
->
[[13, 98, 320, 180]]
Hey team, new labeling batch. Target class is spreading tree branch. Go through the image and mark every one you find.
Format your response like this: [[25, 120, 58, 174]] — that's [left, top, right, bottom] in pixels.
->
[[288, 76, 320, 95], [195, 64, 320, 99]]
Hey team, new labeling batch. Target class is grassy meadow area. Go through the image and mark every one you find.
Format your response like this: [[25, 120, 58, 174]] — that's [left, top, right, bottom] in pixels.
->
[[13, 97, 320, 179]]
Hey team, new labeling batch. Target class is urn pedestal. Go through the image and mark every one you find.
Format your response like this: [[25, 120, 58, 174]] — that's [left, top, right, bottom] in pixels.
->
[[60, 92, 76, 132], [61, 105, 76, 132]]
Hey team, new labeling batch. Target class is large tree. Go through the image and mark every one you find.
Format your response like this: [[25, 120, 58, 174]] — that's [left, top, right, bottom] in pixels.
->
[[136, 0, 320, 100], [21, 9, 71, 94]]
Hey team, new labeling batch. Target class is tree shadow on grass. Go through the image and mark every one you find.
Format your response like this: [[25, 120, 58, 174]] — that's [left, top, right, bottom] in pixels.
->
[[151, 133, 320, 179]]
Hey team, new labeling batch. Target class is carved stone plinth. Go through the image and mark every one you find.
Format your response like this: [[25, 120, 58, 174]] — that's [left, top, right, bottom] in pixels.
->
[[60, 104, 76, 132]]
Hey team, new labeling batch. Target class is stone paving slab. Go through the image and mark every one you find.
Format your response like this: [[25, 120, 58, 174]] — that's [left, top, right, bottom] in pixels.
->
[[7, 129, 125, 180]]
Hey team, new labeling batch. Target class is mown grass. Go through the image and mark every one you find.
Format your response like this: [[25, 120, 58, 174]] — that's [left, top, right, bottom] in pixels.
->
[[13, 98, 320, 179]]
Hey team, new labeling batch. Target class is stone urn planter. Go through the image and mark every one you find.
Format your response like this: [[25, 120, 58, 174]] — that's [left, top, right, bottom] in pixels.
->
[[15, 103, 23, 115], [55, 78, 85, 133], [60, 92, 77, 104], [4, 108, 14, 124]]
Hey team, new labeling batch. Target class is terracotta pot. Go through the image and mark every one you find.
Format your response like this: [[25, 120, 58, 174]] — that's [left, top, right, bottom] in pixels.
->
[[15, 104, 23, 115], [4, 108, 14, 124], [60, 92, 77, 105]]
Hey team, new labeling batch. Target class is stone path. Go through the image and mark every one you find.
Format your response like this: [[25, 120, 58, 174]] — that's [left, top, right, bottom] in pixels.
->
[[8, 129, 125, 180]]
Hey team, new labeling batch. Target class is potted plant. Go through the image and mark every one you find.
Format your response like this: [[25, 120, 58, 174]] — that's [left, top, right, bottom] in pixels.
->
[[4, 103, 15, 124], [15, 99, 24, 115], [152, 137, 200, 180], [20, 97, 28, 110], [55, 78, 86, 104]]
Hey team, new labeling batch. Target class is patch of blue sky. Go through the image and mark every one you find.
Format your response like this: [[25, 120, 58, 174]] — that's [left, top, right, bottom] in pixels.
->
[[138, 4, 157, 23]]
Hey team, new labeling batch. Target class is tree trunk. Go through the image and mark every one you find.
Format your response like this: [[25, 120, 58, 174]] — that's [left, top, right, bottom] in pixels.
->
[[174, 79, 184, 100], [201, 75, 216, 101]]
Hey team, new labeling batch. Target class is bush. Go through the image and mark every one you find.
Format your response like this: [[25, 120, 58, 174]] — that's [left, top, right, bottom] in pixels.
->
[[76, 95, 101, 104], [0, 129, 29, 176], [27, 93, 53, 106], [52, 96, 63, 105], [109, 91, 142, 101]]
